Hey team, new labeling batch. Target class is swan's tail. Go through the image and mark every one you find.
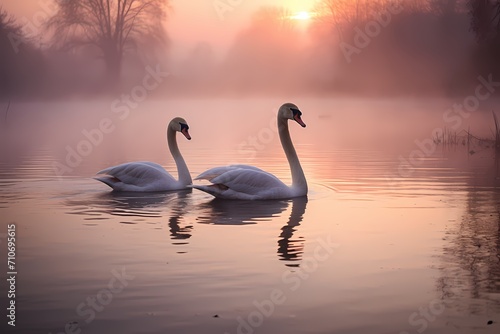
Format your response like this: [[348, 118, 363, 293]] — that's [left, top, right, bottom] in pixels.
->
[[94, 176, 121, 190], [190, 184, 228, 198], [191, 184, 259, 200]]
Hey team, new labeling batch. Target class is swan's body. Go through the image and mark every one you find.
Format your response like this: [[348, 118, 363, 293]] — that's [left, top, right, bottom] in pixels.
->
[[95, 117, 192, 192], [193, 103, 307, 200]]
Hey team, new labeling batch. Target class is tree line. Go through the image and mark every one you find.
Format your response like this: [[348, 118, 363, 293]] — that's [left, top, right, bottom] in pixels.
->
[[1, 0, 500, 97]]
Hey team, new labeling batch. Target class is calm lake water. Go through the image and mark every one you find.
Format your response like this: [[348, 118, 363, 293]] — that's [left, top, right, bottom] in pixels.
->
[[0, 98, 499, 334]]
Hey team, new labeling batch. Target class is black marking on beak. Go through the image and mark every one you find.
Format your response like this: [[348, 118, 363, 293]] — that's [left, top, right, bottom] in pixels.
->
[[290, 108, 306, 128], [180, 122, 191, 140]]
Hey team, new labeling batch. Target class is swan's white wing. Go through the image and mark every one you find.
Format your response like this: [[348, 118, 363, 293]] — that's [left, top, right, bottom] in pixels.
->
[[194, 168, 292, 200], [195, 165, 265, 181], [98, 161, 160, 174], [96, 162, 177, 192], [135, 161, 167, 173]]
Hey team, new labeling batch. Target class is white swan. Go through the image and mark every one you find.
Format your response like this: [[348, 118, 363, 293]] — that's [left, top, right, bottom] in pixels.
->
[[95, 117, 192, 192], [193, 103, 307, 200]]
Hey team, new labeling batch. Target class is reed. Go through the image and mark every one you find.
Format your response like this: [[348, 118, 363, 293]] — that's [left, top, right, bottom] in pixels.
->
[[493, 111, 500, 153], [434, 112, 499, 155]]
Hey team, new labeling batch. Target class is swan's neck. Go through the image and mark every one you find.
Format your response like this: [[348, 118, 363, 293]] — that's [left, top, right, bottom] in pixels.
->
[[278, 117, 307, 194], [167, 128, 192, 185]]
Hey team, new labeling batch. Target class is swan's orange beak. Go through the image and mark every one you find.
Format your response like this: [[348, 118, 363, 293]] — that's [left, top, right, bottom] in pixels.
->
[[182, 128, 191, 140], [294, 114, 306, 128]]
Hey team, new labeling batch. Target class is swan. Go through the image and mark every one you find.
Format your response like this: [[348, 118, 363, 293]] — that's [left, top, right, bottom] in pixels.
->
[[95, 117, 192, 192], [192, 103, 307, 200]]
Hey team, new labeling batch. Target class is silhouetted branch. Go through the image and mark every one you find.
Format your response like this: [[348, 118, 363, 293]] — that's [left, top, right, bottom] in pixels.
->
[[44, 0, 169, 82]]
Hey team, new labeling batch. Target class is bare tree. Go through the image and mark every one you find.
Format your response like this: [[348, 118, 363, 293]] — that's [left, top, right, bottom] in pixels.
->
[[1, 7, 22, 37], [468, 0, 500, 40], [45, 0, 170, 83], [1, 6, 30, 51], [0, 7, 22, 95], [312, 0, 350, 40], [312, 0, 391, 40], [251, 7, 295, 32], [1, 7, 44, 96]]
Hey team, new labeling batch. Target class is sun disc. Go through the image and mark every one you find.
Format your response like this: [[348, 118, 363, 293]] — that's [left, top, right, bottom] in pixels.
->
[[292, 11, 311, 20]]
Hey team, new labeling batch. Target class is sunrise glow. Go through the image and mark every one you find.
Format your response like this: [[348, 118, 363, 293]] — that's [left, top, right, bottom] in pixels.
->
[[291, 11, 311, 20]]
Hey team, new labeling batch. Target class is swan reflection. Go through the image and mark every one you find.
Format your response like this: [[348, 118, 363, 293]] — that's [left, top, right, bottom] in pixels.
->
[[197, 197, 308, 266], [66, 189, 196, 250], [196, 199, 289, 225], [167, 191, 193, 244], [277, 197, 308, 267], [64, 189, 192, 223]]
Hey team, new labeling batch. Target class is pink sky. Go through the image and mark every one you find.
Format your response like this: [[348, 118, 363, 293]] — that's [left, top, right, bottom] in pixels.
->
[[2, 0, 314, 59]]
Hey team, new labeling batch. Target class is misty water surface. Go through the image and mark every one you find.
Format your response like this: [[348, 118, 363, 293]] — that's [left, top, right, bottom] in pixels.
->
[[0, 98, 499, 334]]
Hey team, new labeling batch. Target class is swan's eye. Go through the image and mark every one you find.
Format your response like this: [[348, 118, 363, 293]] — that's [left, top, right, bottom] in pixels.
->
[[290, 108, 302, 117], [180, 123, 189, 131]]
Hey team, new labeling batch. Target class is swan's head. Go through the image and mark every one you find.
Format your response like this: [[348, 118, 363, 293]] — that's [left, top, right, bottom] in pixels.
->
[[170, 117, 191, 140], [279, 103, 306, 128]]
